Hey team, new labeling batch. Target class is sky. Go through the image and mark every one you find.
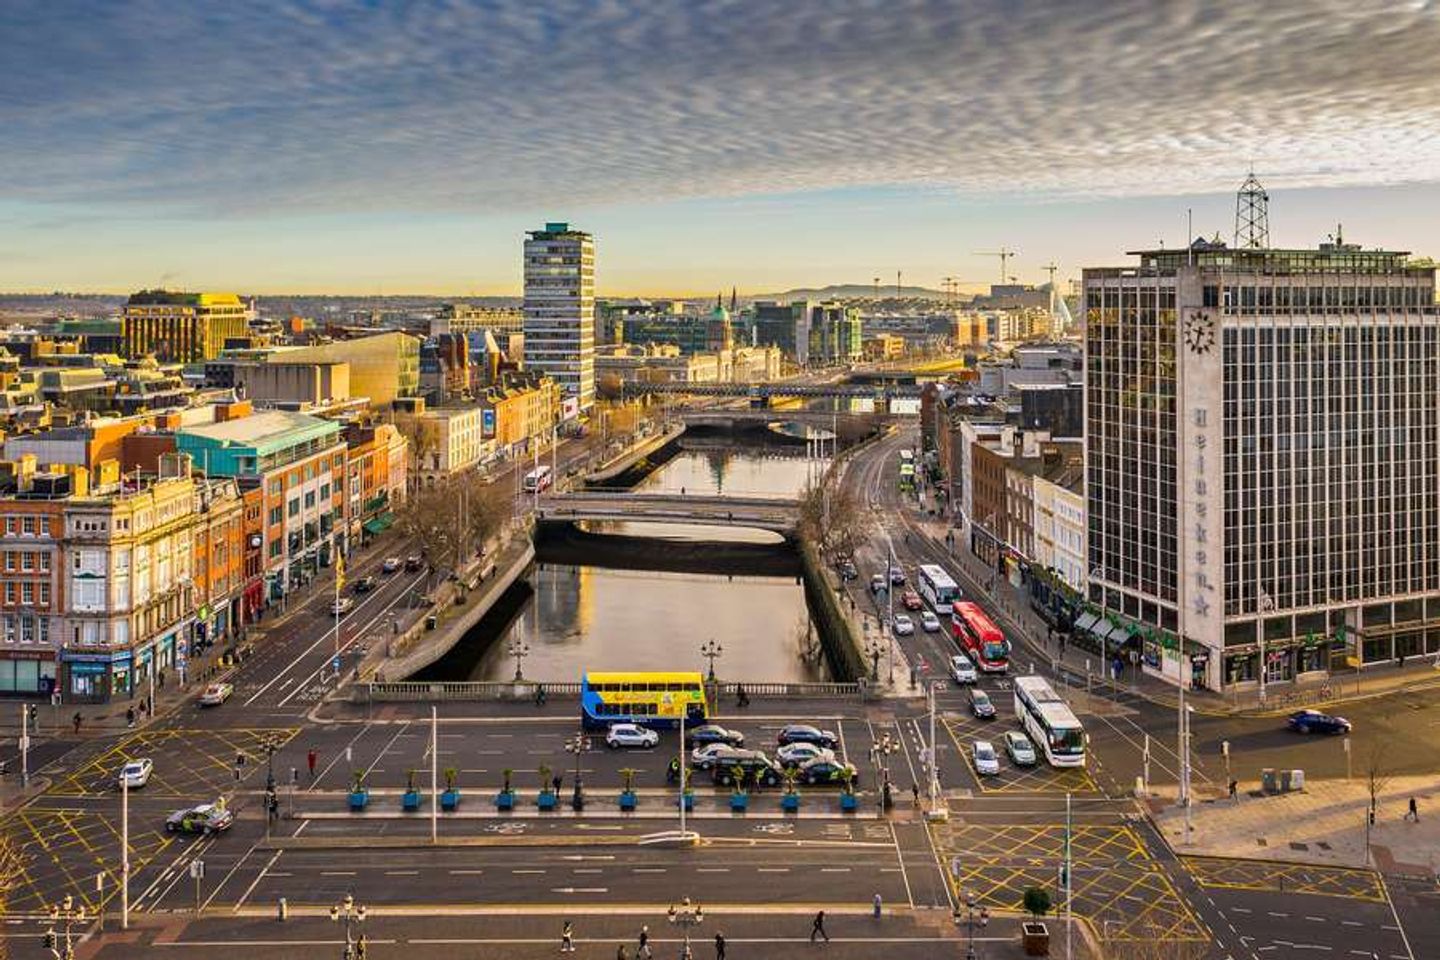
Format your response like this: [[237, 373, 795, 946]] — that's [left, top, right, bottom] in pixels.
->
[[3, 0, 1440, 296]]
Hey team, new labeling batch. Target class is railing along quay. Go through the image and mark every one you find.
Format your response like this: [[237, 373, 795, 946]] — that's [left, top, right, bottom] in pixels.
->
[[363, 680, 865, 702]]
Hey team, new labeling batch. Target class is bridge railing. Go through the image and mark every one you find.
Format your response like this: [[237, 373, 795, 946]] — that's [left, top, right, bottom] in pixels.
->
[[362, 680, 864, 702]]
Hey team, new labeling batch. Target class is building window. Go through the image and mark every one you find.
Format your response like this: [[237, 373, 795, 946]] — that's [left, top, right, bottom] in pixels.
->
[[21, 517, 34, 535], [288, 498, 300, 518], [3, 519, 13, 536], [3, 583, 13, 605], [269, 506, 283, 525], [21, 583, 32, 605], [20, 553, 32, 572], [38, 552, 49, 572], [39, 583, 49, 606]]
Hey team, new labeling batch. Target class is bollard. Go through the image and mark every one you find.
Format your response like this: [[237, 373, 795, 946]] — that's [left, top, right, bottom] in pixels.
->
[[873, 893, 882, 919], [277, 897, 287, 921], [1135, 775, 1145, 798]]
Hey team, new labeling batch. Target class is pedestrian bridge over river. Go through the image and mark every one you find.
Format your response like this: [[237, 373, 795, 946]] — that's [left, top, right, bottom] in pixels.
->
[[538, 491, 800, 535]]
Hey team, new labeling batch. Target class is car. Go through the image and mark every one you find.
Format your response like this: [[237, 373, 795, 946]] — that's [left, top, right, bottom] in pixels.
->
[[776, 742, 836, 768], [901, 589, 923, 610], [798, 757, 860, 786], [605, 723, 660, 749], [405, 555, 424, 572], [839, 561, 858, 581], [777, 724, 840, 749], [165, 802, 235, 836], [198, 682, 233, 707], [1286, 709, 1352, 735], [711, 751, 782, 788], [381, 557, 402, 573], [920, 611, 942, 633], [331, 597, 354, 616], [690, 743, 751, 771], [117, 758, 153, 789], [892, 614, 915, 636], [972, 740, 1000, 776], [870, 574, 888, 595], [685, 724, 745, 748], [352, 575, 377, 594], [969, 688, 996, 719], [1003, 731, 1037, 766], [889, 566, 907, 586], [949, 654, 978, 685]]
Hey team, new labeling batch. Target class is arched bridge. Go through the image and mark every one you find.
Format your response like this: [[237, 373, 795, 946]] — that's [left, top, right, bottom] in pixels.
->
[[621, 381, 923, 400], [539, 492, 800, 535]]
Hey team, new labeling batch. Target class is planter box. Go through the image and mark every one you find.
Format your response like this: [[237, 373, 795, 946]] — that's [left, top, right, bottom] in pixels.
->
[[677, 793, 695, 812], [402, 790, 421, 812], [537, 791, 558, 811], [348, 791, 369, 812], [441, 789, 461, 812], [730, 793, 749, 812], [619, 791, 638, 812], [781, 793, 800, 812], [494, 791, 515, 811], [1021, 922, 1050, 957], [839, 793, 858, 812]]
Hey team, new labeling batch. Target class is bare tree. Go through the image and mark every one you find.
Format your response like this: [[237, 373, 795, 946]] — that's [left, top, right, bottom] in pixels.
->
[[797, 464, 870, 560], [1364, 742, 1392, 866], [393, 472, 512, 574]]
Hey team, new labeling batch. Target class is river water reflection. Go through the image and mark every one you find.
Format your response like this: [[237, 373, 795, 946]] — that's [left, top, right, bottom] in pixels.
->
[[437, 446, 831, 683]]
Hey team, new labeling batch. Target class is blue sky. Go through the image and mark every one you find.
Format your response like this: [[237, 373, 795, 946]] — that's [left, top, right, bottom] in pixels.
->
[[3, 1, 1439, 295]]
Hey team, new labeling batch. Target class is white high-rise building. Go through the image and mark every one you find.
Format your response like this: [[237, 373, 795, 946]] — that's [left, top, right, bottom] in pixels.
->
[[523, 222, 595, 411], [1084, 236, 1439, 694]]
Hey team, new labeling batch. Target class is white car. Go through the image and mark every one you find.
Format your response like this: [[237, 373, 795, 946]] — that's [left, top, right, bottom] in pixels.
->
[[973, 740, 1000, 777], [331, 597, 354, 616], [776, 742, 836, 768], [892, 614, 915, 636], [117, 758, 153, 789], [605, 723, 660, 749], [920, 611, 942, 633], [690, 743, 749, 770], [949, 654, 978, 685], [198, 682, 233, 706], [381, 557, 402, 573]]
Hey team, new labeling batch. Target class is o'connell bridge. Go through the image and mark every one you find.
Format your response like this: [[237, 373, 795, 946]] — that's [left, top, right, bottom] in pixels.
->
[[621, 380, 923, 400], [539, 491, 799, 535]]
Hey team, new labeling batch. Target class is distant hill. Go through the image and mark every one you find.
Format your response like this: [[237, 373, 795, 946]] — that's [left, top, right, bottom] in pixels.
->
[[752, 283, 947, 302]]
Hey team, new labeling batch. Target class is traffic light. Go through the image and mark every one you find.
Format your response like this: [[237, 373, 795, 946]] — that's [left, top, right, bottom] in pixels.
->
[[29, 704, 37, 725]]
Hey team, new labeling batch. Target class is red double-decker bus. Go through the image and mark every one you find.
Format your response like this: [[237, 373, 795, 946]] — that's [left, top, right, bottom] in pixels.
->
[[950, 601, 1010, 672]]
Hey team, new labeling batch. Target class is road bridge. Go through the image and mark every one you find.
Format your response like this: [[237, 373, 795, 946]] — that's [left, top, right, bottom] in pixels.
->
[[675, 407, 890, 428], [539, 491, 800, 534], [621, 380, 923, 400]]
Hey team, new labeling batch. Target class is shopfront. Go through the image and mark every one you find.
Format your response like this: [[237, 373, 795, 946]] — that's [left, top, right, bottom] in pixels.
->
[[64, 648, 133, 704], [0, 650, 58, 697]]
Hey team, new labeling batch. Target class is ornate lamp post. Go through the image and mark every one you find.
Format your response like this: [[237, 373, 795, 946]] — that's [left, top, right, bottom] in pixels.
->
[[700, 640, 723, 682], [508, 638, 530, 682], [869, 732, 896, 816], [667, 896, 705, 957], [565, 730, 591, 810], [864, 640, 884, 682], [330, 893, 367, 960], [43, 895, 86, 960], [959, 891, 990, 959]]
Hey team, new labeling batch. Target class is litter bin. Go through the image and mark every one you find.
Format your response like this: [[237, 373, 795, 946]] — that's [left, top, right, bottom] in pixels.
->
[[1290, 768, 1305, 791], [425, 615, 438, 631], [1279, 769, 1293, 793], [278, 897, 287, 921], [1261, 768, 1277, 794]]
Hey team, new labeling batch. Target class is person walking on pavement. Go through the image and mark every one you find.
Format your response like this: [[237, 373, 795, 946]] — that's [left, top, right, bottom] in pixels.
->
[[307, 749, 318, 781], [638, 924, 652, 959], [1406, 796, 1420, 822], [714, 931, 726, 960], [553, 773, 563, 794], [72, 712, 82, 734], [561, 920, 575, 953], [125, 706, 135, 728], [810, 910, 829, 943], [1228, 779, 1238, 802], [912, 782, 920, 807]]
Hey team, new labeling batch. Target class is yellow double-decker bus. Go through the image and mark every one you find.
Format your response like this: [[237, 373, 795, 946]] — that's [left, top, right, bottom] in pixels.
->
[[580, 671, 707, 730]]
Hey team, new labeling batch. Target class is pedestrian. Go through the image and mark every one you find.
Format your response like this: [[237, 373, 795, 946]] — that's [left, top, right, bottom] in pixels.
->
[[638, 924, 652, 959], [617, 945, 629, 960], [561, 920, 575, 953], [1399, 653, 1407, 669], [1406, 796, 1419, 822], [553, 773, 563, 794], [158, 669, 166, 690], [72, 712, 82, 734], [1228, 779, 1238, 802], [912, 782, 920, 807], [714, 931, 726, 960], [125, 706, 135, 728], [873, 892, 883, 918], [810, 910, 829, 943]]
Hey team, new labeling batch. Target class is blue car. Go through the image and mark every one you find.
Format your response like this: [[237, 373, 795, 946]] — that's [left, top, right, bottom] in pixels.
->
[[777, 724, 840, 750], [1286, 710, 1351, 735]]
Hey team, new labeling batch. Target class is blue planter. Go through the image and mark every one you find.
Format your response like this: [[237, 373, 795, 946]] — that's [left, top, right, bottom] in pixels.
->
[[494, 790, 515, 811], [349, 790, 369, 812], [730, 793, 749, 812], [677, 793, 695, 812], [538, 791, 558, 811], [619, 791, 638, 812], [839, 793, 858, 812], [781, 793, 800, 812], [402, 790, 422, 812], [441, 789, 461, 812]]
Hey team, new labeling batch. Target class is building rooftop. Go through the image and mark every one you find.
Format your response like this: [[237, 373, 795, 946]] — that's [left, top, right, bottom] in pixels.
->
[[178, 409, 339, 455], [126, 290, 243, 308]]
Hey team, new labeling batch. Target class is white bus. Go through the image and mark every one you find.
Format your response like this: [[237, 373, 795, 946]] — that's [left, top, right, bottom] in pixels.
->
[[1012, 676, 1085, 768], [916, 564, 961, 614], [523, 465, 553, 493], [899, 449, 915, 465]]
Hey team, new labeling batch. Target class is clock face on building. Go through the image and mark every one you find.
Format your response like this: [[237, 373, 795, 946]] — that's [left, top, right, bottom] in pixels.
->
[[1184, 310, 1215, 354]]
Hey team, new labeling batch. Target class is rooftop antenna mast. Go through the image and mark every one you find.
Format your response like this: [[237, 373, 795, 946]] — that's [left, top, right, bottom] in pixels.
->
[[1234, 170, 1271, 249], [1042, 261, 1059, 318], [973, 248, 1016, 282]]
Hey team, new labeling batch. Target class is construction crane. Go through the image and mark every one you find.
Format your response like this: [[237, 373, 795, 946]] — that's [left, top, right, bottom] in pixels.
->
[[973, 248, 1017, 282], [943, 278, 990, 307]]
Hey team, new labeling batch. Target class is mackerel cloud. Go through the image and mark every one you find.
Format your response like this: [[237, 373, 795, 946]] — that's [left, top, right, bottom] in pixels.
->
[[3, 0, 1439, 215]]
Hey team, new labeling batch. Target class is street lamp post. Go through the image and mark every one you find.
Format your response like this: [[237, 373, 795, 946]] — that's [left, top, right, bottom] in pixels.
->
[[700, 640, 723, 683], [565, 730, 591, 810], [865, 640, 884, 682], [508, 638, 530, 682], [667, 896, 704, 958], [329, 893, 367, 959], [870, 732, 896, 818], [958, 892, 990, 960], [1089, 566, 1112, 696], [43, 895, 86, 960], [1257, 589, 1275, 705]]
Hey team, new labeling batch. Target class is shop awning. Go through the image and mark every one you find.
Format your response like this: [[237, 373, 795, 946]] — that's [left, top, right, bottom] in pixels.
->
[[1097, 620, 1128, 644], [1073, 611, 1099, 634], [362, 512, 395, 536]]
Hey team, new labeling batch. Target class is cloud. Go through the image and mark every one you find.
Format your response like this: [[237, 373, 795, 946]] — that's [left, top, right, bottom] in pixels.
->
[[2, 0, 1439, 218]]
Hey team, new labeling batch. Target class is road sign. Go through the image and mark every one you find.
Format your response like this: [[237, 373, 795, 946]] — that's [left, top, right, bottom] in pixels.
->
[[189, 860, 205, 880], [950, 856, 961, 879]]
